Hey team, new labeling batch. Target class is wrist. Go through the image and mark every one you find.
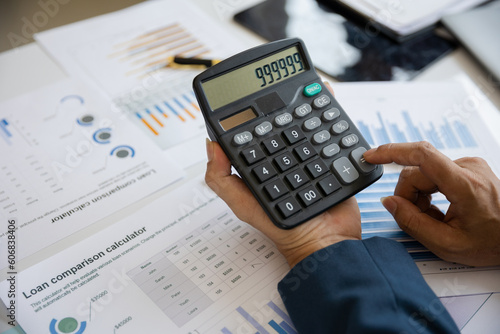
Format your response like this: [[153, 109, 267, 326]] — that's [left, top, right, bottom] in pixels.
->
[[280, 235, 360, 268]]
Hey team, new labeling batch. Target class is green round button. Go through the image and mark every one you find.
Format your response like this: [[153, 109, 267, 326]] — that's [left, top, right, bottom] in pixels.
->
[[303, 83, 322, 97]]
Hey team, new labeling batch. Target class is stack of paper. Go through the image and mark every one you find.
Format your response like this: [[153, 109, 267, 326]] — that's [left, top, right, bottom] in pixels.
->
[[337, 0, 488, 39]]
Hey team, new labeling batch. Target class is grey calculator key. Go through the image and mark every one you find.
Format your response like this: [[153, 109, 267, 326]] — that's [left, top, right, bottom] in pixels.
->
[[274, 112, 293, 127], [322, 143, 340, 158], [294, 103, 312, 118], [350, 147, 375, 174], [322, 108, 340, 121], [312, 130, 331, 144], [303, 116, 321, 131], [333, 157, 359, 184], [233, 131, 253, 146], [331, 120, 349, 135], [255, 121, 273, 136], [341, 134, 359, 148], [312, 94, 331, 109]]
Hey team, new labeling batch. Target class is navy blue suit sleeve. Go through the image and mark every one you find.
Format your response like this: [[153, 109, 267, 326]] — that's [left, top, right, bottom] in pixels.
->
[[278, 237, 459, 334]]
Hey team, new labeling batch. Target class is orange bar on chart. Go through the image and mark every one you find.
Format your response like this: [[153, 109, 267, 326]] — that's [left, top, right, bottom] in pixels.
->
[[136, 112, 159, 135]]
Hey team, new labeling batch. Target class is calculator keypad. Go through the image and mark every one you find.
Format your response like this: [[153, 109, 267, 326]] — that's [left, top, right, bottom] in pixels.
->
[[228, 82, 380, 228]]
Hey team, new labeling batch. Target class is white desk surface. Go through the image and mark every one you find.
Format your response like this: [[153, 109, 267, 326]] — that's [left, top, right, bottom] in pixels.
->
[[0, 0, 499, 331]]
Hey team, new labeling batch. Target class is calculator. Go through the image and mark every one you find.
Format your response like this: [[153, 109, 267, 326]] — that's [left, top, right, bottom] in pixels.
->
[[193, 38, 383, 229]]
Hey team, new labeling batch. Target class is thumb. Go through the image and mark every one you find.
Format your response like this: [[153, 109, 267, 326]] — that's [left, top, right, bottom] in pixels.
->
[[380, 196, 451, 248]]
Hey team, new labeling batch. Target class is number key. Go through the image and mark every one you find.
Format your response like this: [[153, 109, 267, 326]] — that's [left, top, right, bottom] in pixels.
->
[[282, 125, 305, 145], [264, 179, 288, 200], [297, 186, 321, 207], [294, 142, 316, 162], [241, 145, 265, 165], [262, 135, 286, 155], [285, 169, 308, 189], [274, 152, 297, 172], [276, 197, 301, 218], [252, 162, 277, 183], [305, 159, 328, 179]]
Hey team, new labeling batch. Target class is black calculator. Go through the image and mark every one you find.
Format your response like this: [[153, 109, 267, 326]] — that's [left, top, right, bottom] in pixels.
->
[[193, 38, 383, 229]]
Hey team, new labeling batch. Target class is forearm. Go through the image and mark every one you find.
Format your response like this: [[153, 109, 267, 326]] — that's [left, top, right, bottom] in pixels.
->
[[278, 237, 459, 334]]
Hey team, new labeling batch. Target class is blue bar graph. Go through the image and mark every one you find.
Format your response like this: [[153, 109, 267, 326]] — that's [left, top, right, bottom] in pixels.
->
[[267, 301, 297, 334], [268, 320, 287, 334], [236, 307, 270, 334], [0, 118, 12, 144], [279, 321, 296, 334], [357, 111, 477, 149], [356, 172, 446, 261], [357, 121, 374, 146]]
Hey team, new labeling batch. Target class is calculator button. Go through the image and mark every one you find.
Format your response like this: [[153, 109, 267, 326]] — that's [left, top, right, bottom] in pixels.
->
[[350, 147, 375, 174], [322, 143, 340, 158], [297, 186, 321, 207], [303, 82, 322, 97], [264, 179, 288, 200], [340, 134, 359, 148], [294, 142, 316, 162], [312, 130, 331, 145], [331, 120, 349, 135], [274, 112, 293, 127], [276, 197, 301, 218], [283, 125, 306, 145], [318, 175, 341, 196], [255, 121, 273, 137], [241, 145, 265, 165], [285, 169, 309, 189], [294, 103, 312, 118], [303, 117, 322, 131], [333, 157, 359, 184], [322, 108, 340, 122], [253, 162, 277, 183], [233, 131, 253, 146], [262, 135, 286, 155], [305, 159, 328, 179], [312, 94, 331, 109], [274, 153, 297, 172]]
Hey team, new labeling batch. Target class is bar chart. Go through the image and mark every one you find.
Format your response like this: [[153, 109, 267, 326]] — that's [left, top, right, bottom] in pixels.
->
[[114, 78, 207, 150], [108, 22, 209, 79], [219, 300, 297, 334], [357, 110, 477, 149], [357, 171, 448, 261]]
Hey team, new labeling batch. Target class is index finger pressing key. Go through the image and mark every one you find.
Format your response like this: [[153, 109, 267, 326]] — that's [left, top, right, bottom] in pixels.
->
[[363, 142, 468, 199]]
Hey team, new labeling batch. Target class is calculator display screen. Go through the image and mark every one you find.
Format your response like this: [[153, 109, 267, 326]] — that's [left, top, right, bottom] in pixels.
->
[[202, 45, 307, 111]]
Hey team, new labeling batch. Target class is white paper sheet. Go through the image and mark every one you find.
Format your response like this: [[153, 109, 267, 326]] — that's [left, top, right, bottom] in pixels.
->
[[0, 79, 184, 265], [35, 1, 251, 168], [2, 80, 500, 333], [0, 176, 292, 334]]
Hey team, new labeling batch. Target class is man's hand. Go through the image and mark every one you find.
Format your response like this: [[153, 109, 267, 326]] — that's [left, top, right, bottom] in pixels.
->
[[364, 142, 500, 266], [205, 139, 361, 268]]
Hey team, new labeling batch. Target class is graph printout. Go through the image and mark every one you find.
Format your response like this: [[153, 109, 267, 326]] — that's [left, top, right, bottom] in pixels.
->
[[2, 176, 499, 334], [0, 79, 184, 265], [35, 1, 250, 165]]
